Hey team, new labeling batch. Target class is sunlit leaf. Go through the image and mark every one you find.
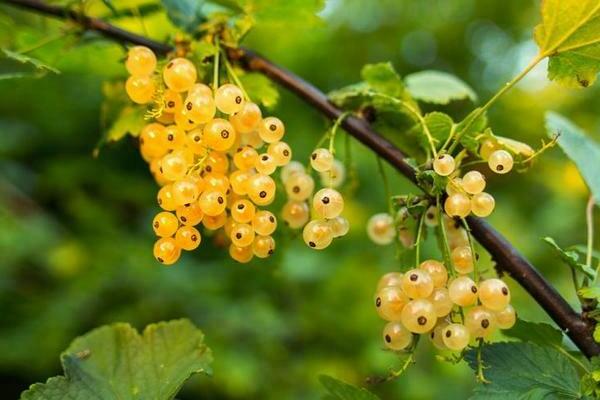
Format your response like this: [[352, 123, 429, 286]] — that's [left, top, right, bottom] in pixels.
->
[[579, 286, 600, 301], [239, 72, 279, 108], [361, 62, 405, 98], [1, 49, 60, 78], [543, 236, 596, 280], [319, 375, 380, 400], [405, 70, 476, 104]]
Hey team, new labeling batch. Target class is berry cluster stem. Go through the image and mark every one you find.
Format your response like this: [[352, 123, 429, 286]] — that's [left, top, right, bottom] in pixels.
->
[[212, 37, 220, 92]]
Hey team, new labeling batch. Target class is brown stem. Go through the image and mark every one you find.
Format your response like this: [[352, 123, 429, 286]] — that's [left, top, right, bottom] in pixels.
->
[[3, 0, 599, 358]]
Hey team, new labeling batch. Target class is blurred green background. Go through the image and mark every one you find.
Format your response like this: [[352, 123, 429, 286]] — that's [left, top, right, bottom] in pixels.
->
[[0, 0, 598, 398]]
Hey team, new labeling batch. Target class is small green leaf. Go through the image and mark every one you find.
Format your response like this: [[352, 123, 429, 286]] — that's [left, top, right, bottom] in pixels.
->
[[408, 112, 453, 153], [361, 62, 405, 98], [465, 342, 580, 399], [239, 72, 279, 108], [579, 286, 600, 301], [503, 319, 563, 347], [20, 319, 212, 400], [594, 325, 600, 343], [534, 1, 600, 87], [456, 108, 488, 153], [161, 0, 206, 33], [105, 106, 146, 142], [405, 70, 476, 104], [543, 236, 597, 280], [319, 375, 380, 400], [2, 48, 60, 75], [545, 112, 600, 205]]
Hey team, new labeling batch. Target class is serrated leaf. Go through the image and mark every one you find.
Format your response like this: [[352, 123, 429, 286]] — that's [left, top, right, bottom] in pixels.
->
[[456, 108, 488, 153], [545, 112, 600, 205], [405, 70, 476, 104], [105, 106, 146, 142], [161, 0, 206, 33], [2, 49, 59, 75], [579, 286, 600, 300], [543, 236, 597, 280], [503, 319, 563, 347], [408, 112, 454, 153], [465, 342, 580, 399], [319, 375, 380, 400], [534, 1, 600, 88], [238, 72, 279, 108], [361, 62, 405, 98], [20, 319, 212, 400]]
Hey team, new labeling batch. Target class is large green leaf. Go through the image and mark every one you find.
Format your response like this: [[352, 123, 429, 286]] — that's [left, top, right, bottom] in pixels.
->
[[361, 62, 405, 98], [405, 70, 476, 104], [543, 236, 597, 280], [161, 0, 206, 33], [239, 72, 279, 108], [20, 319, 212, 400], [503, 319, 563, 348], [545, 112, 600, 205], [319, 375, 380, 400], [0, 49, 60, 79], [465, 342, 581, 399], [579, 286, 600, 301], [534, 1, 600, 87]]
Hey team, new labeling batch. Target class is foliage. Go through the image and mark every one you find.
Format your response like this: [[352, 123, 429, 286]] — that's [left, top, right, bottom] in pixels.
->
[[319, 376, 380, 400], [405, 70, 476, 105]]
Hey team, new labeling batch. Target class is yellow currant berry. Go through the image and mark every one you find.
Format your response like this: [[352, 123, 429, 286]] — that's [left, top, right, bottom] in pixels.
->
[[203, 118, 236, 152], [478, 278, 511, 311], [281, 160, 305, 183], [233, 146, 259, 170], [442, 323, 470, 351], [461, 170, 486, 194], [445, 193, 471, 218], [252, 210, 277, 236], [255, 153, 278, 175], [231, 199, 256, 223], [175, 225, 201, 251], [284, 172, 314, 201], [140, 123, 167, 159], [400, 299, 437, 333], [163, 58, 197, 92], [448, 276, 478, 306], [126, 75, 155, 104], [310, 148, 333, 172], [465, 306, 497, 338], [202, 211, 227, 230], [247, 174, 276, 206], [176, 202, 204, 226], [198, 189, 227, 216], [230, 102, 262, 134], [153, 211, 179, 237], [428, 287, 453, 317], [229, 243, 253, 263], [215, 83, 245, 114], [126, 46, 156, 77], [382, 321, 412, 351], [267, 141, 292, 166], [419, 259, 448, 288], [252, 235, 275, 258], [153, 237, 181, 265], [230, 223, 255, 247], [488, 149, 513, 174], [258, 116, 285, 143], [157, 185, 177, 211], [471, 192, 495, 217], [328, 216, 349, 238], [171, 177, 200, 206], [451, 245, 474, 274], [366, 213, 395, 245], [401, 269, 434, 299], [313, 188, 344, 219], [433, 154, 455, 176], [374, 286, 409, 321], [319, 159, 345, 188], [302, 219, 334, 250], [495, 304, 516, 329], [281, 200, 310, 229], [376, 272, 403, 291]]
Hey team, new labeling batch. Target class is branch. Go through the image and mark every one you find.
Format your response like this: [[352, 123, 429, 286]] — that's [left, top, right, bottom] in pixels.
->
[[4, 0, 599, 358]]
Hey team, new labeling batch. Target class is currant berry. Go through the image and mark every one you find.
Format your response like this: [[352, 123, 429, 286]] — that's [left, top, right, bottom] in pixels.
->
[[478, 278, 511, 311], [448, 276, 478, 306], [471, 192, 495, 217], [163, 58, 197, 92], [430, 322, 449, 350], [233, 146, 259, 171], [366, 213, 395, 245], [313, 188, 344, 219], [202, 211, 227, 230], [189, 83, 213, 98], [419, 259, 448, 288], [302, 219, 334, 250], [229, 243, 253, 263], [230, 102, 262, 134], [258, 117, 285, 143], [401, 269, 434, 299], [374, 286, 409, 321], [125, 46, 156, 77], [247, 174, 276, 206], [157, 185, 177, 211], [140, 123, 167, 159], [488, 149, 513, 174], [442, 323, 471, 351], [171, 177, 200, 206], [176, 202, 204, 226], [255, 153, 277, 175], [252, 210, 277, 236], [230, 169, 253, 195], [281, 200, 310, 229], [240, 130, 264, 149], [445, 193, 471, 218], [284, 173, 315, 201], [160, 152, 188, 181], [423, 205, 439, 227], [163, 89, 183, 114], [495, 304, 516, 329], [215, 84, 245, 114], [204, 173, 230, 194], [479, 139, 498, 160], [446, 178, 463, 196], [230, 223, 255, 247], [203, 118, 236, 152], [153, 211, 179, 237], [231, 199, 256, 223], [183, 90, 216, 124], [382, 321, 413, 351], [376, 272, 403, 291], [126, 75, 155, 104], [175, 226, 201, 251], [310, 148, 334, 172], [428, 287, 453, 317], [400, 299, 437, 333], [186, 129, 206, 154], [198, 189, 227, 216], [204, 151, 229, 174], [267, 141, 292, 166], [433, 154, 455, 176], [153, 237, 181, 265], [320, 159, 346, 188], [328, 216, 350, 238], [461, 170, 486, 194], [465, 306, 497, 338], [252, 235, 275, 258], [451, 245, 474, 274], [281, 160, 305, 183]]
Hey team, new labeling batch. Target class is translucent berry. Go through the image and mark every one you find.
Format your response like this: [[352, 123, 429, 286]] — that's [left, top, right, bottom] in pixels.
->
[[376, 272, 403, 291], [328, 216, 349, 238], [366, 213, 395, 245], [184, 91, 216, 124], [313, 188, 344, 219], [401, 269, 434, 299], [174, 110, 200, 131], [382, 321, 412, 351], [310, 148, 334, 172], [488, 149, 513, 174], [231, 199, 256, 224], [423, 206, 439, 227], [433, 154, 455, 176], [419, 259, 448, 288], [495, 304, 516, 329], [479, 139, 499, 160], [465, 306, 497, 338], [186, 129, 206, 154], [461, 170, 486, 194], [430, 322, 449, 350], [172, 177, 200, 206], [160, 152, 188, 181], [240, 130, 264, 149], [126, 75, 155, 104], [215, 84, 245, 114], [188, 83, 212, 98], [176, 202, 204, 226], [478, 278, 511, 311], [451, 245, 474, 274], [153, 237, 181, 265], [163, 58, 197, 92], [471, 192, 495, 217], [252, 210, 277, 236], [198, 189, 227, 216], [302, 219, 334, 250], [157, 185, 177, 211], [400, 299, 437, 333], [153, 211, 179, 237], [428, 287, 453, 317], [140, 123, 167, 159], [247, 174, 276, 206], [229, 243, 253, 263], [230, 102, 262, 134], [204, 173, 230, 194], [284, 172, 314, 201], [281, 200, 310, 229], [202, 211, 227, 230], [446, 178, 463, 196], [230, 223, 255, 247], [126, 46, 156, 77], [445, 193, 471, 218], [163, 89, 182, 114], [258, 117, 285, 143], [442, 323, 471, 351], [374, 286, 409, 321], [267, 141, 292, 166], [255, 153, 277, 175], [204, 151, 229, 174], [320, 159, 346, 188], [230, 170, 253, 195], [448, 276, 478, 306], [253, 235, 275, 258], [203, 118, 236, 152], [281, 161, 305, 183], [175, 226, 201, 251], [233, 146, 259, 171]]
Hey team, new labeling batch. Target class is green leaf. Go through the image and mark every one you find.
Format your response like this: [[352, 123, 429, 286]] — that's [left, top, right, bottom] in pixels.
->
[[503, 319, 563, 347], [595, 325, 600, 343], [534, 1, 600, 88], [20, 319, 212, 400], [232, 0, 324, 26], [456, 108, 488, 153], [2, 49, 59, 75], [239, 72, 279, 108], [545, 112, 600, 205], [405, 70, 477, 104], [319, 375, 380, 400], [361, 62, 405, 98], [543, 236, 597, 280], [161, 0, 206, 33], [579, 286, 600, 301], [408, 112, 454, 152], [105, 106, 146, 142], [465, 342, 580, 399]]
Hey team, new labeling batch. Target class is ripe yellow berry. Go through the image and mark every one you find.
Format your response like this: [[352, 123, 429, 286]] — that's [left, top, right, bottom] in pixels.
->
[[310, 148, 334, 172], [252, 235, 275, 258], [319, 159, 346, 188], [247, 174, 276, 206], [188, 83, 212, 98], [313, 188, 344, 219], [302, 219, 334, 249], [163, 58, 197, 92], [478, 278, 511, 311], [204, 151, 229, 174], [176, 202, 204, 226], [328, 216, 349, 238], [471, 192, 495, 217], [446, 178, 463, 196], [461, 170, 486, 194], [229, 169, 253, 195], [233, 146, 259, 171], [157, 185, 177, 211], [442, 323, 470, 351], [376, 272, 403, 291], [445, 193, 471, 218], [202, 212, 227, 230], [175, 226, 201, 251], [374, 286, 409, 321], [479, 139, 499, 160], [252, 210, 277, 236], [230, 102, 262, 133], [203, 173, 230, 194], [174, 109, 200, 131], [163, 89, 183, 114], [400, 299, 437, 333], [448, 276, 478, 306], [430, 322, 449, 350], [267, 141, 292, 166], [366, 213, 395, 245], [423, 205, 439, 227], [495, 304, 517, 329], [153, 237, 181, 265], [281, 161, 305, 183], [451, 245, 474, 274], [419, 259, 448, 288], [488, 149, 513, 174], [160, 152, 188, 181], [401, 269, 434, 299], [140, 123, 167, 159], [198, 189, 227, 216], [428, 287, 453, 317], [126, 75, 155, 104], [382, 321, 412, 351], [433, 154, 455, 176], [255, 153, 277, 175], [215, 84, 245, 114], [229, 243, 253, 263], [172, 177, 200, 206], [281, 200, 310, 229], [258, 117, 285, 143], [465, 306, 497, 338], [153, 211, 179, 237], [230, 223, 255, 247], [285, 172, 314, 201], [183, 91, 216, 124], [203, 118, 236, 152], [231, 199, 256, 223], [125, 46, 156, 77], [186, 129, 206, 154]]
